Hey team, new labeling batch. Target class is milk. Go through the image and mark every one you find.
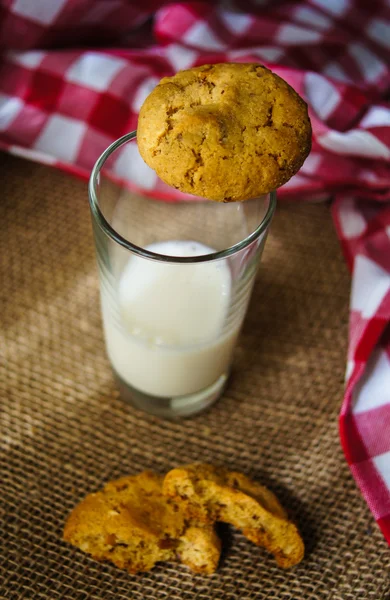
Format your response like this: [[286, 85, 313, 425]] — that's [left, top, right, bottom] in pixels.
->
[[101, 240, 240, 398]]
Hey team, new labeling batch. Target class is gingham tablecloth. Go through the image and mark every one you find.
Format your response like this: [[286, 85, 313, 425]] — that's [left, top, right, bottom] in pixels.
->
[[0, 0, 389, 543]]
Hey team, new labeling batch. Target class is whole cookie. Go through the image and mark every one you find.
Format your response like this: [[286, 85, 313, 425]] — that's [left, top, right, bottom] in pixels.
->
[[137, 63, 311, 201]]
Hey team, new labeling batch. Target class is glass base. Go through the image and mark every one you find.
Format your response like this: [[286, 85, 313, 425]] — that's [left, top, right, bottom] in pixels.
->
[[113, 371, 228, 418]]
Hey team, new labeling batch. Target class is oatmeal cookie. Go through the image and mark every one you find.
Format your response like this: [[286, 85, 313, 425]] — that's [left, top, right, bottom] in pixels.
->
[[137, 63, 311, 201], [163, 463, 304, 568], [63, 470, 221, 574]]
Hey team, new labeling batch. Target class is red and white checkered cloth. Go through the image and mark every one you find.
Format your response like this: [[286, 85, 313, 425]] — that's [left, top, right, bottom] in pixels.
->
[[0, 0, 389, 542]]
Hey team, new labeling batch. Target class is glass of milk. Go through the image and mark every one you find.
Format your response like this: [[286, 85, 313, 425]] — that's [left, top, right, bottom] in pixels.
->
[[89, 132, 276, 418]]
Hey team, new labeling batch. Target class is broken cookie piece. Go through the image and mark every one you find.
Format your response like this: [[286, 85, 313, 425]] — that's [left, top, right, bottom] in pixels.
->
[[163, 463, 304, 569], [63, 470, 221, 574]]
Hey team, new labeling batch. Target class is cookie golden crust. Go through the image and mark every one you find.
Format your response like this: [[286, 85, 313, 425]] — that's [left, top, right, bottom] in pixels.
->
[[63, 471, 220, 574], [137, 63, 311, 201], [163, 464, 304, 569]]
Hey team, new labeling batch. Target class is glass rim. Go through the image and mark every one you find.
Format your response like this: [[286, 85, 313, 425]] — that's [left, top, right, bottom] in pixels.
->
[[88, 131, 277, 264]]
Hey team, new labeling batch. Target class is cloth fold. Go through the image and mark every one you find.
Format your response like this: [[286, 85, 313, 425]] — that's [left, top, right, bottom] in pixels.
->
[[0, 0, 389, 542]]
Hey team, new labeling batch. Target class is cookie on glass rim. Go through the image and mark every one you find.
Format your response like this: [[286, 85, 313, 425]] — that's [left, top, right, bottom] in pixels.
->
[[137, 63, 312, 202]]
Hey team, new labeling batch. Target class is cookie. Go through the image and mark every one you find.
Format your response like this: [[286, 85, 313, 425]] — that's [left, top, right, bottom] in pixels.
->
[[163, 464, 304, 568], [137, 63, 311, 202], [63, 471, 221, 574]]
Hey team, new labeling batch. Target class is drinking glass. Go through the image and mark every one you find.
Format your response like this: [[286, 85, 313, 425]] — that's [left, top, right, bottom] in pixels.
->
[[89, 131, 276, 417]]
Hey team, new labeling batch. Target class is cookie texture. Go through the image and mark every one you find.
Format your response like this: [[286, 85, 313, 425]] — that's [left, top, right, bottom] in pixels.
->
[[137, 63, 311, 201], [63, 471, 221, 574], [163, 463, 304, 568]]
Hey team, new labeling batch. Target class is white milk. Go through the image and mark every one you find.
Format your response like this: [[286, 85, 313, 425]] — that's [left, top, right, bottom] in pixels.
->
[[101, 240, 240, 398]]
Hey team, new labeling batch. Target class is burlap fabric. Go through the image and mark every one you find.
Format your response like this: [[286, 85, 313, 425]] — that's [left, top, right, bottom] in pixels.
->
[[1, 152, 389, 599]]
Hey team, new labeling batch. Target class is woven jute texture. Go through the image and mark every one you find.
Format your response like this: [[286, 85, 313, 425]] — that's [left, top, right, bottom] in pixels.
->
[[1, 152, 389, 600]]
